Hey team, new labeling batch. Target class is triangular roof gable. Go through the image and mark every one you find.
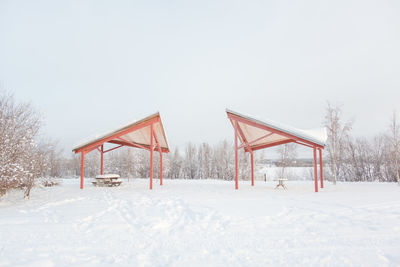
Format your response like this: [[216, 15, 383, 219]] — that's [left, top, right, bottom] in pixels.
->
[[226, 109, 326, 150], [73, 112, 169, 154]]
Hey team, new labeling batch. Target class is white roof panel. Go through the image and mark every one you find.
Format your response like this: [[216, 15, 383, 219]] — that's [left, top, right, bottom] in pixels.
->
[[227, 109, 327, 148], [73, 112, 169, 153]]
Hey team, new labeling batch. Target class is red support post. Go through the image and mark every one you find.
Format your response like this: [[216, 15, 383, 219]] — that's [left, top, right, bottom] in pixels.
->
[[313, 146, 318, 192], [100, 145, 104, 175], [160, 151, 163, 185], [80, 152, 85, 189], [152, 128, 163, 186], [150, 124, 154, 190], [235, 121, 239, 190], [250, 151, 254, 186], [319, 148, 324, 188]]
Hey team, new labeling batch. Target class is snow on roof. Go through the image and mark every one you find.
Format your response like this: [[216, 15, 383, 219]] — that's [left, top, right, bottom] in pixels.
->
[[95, 174, 120, 178], [301, 128, 328, 145], [72, 112, 169, 153], [72, 118, 138, 150], [226, 109, 327, 148]]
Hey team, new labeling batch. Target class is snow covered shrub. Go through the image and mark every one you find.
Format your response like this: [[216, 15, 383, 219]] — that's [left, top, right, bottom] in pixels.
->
[[0, 93, 42, 198], [38, 177, 61, 187], [385, 112, 400, 184]]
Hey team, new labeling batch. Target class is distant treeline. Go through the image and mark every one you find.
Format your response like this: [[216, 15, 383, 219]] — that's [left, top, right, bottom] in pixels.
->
[[1, 93, 400, 199], [68, 141, 262, 181]]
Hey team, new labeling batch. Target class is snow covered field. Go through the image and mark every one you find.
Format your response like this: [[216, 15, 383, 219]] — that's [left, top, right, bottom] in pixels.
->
[[1, 179, 400, 267]]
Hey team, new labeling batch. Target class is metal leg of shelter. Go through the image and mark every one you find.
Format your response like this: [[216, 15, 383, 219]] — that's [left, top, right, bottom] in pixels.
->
[[250, 151, 254, 186], [150, 124, 154, 190], [160, 151, 163, 185], [100, 145, 104, 175], [313, 146, 318, 192], [152, 124, 163, 187], [80, 152, 85, 189], [234, 121, 239, 190], [319, 148, 323, 188]]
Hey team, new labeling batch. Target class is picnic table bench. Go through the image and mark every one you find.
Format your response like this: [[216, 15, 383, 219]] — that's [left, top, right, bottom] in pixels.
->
[[92, 174, 122, 187]]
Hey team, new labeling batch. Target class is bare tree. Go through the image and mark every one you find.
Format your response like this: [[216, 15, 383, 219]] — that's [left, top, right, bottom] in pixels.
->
[[134, 149, 149, 178], [324, 103, 352, 184], [212, 140, 234, 180], [388, 111, 400, 185], [0, 92, 42, 198], [166, 147, 182, 179], [202, 143, 212, 179], [37, 138, 64, 178], [238, 149, 250, 180], [276, 143, 297, 179], [371, 135, 385, 182], [345, 137, 374, 182], [127, 149, 133, 181], [197, 143, 213, 179], [183, 143, 197, 179]]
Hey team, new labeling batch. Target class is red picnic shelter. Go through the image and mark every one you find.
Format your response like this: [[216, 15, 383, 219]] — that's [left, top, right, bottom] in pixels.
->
[[226, 109, 327, 192], [72, 112, 169, 189]]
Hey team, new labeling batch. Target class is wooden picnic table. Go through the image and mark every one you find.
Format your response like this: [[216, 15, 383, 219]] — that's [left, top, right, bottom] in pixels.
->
[[274, 178, 288, 190], [92, 174, 122, 187]]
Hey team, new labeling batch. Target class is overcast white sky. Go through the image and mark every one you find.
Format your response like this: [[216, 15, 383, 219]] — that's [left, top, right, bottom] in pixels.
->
[[1, 0, 399, 157]]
